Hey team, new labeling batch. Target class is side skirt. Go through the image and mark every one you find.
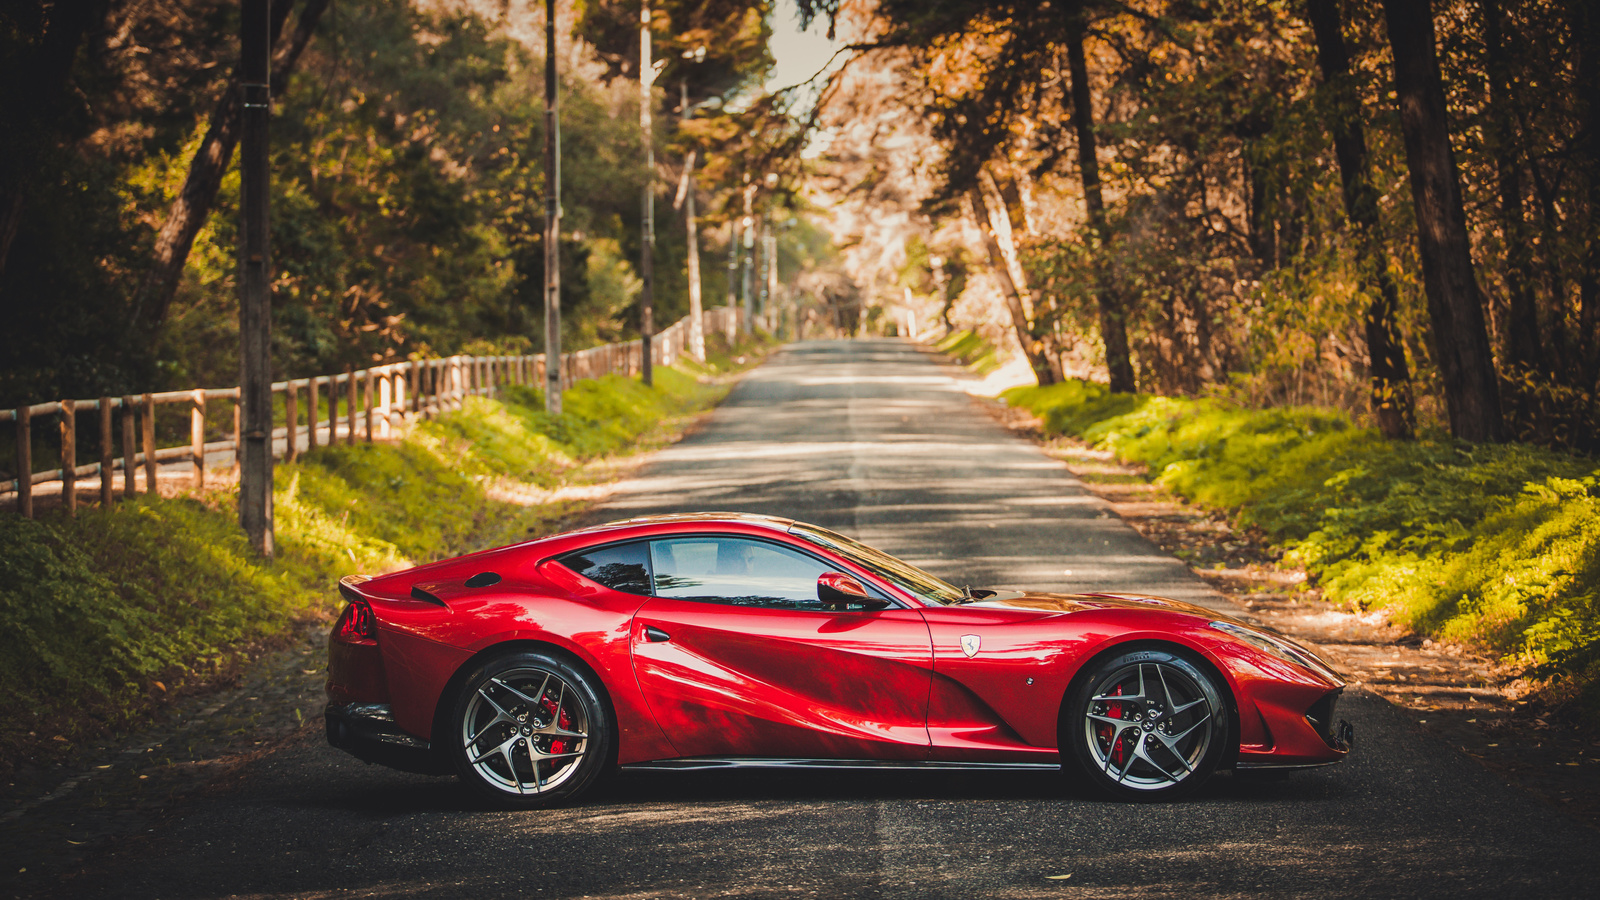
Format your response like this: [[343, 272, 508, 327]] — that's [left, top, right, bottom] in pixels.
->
[[622, 757, 1062, 773]]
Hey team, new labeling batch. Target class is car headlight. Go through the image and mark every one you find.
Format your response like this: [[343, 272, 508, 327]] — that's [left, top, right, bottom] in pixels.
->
[[1209, 620, 1341, 683]]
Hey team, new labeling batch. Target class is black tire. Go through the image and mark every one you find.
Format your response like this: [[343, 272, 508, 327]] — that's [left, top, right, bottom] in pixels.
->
[[1064, 647, 1230, 801], [447, 649, 613, 808]]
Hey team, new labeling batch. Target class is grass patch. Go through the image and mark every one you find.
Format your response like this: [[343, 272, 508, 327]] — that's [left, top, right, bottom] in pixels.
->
[[1004, 379, 1600, 716], [0, 331, 772, 772], [934, 329, 1003, 375]]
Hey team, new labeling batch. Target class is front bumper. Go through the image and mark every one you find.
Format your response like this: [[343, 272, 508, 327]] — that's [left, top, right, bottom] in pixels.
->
[[1236, 688, 1354, 770], [325, 702, 447, 775]]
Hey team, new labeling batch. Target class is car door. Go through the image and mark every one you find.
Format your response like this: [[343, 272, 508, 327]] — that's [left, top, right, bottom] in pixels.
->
[[630, 535, 934, 761]]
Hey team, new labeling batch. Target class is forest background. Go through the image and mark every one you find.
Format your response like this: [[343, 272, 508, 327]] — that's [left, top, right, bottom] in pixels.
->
[[0, 0, 837, 417]]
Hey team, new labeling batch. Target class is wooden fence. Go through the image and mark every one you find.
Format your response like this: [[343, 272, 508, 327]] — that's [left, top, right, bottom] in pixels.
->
[[1, 304, 758, 517]]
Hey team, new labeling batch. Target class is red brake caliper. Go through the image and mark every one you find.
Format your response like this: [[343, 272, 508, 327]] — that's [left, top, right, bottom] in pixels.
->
[[1100, 685, 1126, 766], [541, 694, 571, 756]]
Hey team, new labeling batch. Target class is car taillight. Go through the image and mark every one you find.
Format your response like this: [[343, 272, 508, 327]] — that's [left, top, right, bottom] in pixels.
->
[[334, 600, 378, 645]]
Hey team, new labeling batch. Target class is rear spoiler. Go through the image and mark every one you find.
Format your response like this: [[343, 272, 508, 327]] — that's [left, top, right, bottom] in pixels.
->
[[338, 573, 374, 605]]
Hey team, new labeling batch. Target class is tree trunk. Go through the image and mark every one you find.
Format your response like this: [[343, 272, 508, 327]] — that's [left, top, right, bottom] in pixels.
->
[[1246, 156, 1279, 270], [129, 0, 327, 334], [1064, 8, 1136, 393], [0, 0, 110, 280], [1481, 0, 1543, 374], [1573, 0, 1600, 384], [1307, 0, 1416, 439], [1382, 0, 1502, 441], [968, 185, 1057, 385]]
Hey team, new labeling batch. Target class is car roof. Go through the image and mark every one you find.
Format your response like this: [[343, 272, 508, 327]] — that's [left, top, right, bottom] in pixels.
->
[[569, 511, 796, 537]]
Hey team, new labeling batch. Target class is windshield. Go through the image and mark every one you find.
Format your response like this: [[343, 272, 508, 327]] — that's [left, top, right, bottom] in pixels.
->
[[788, 523, 967, 606]]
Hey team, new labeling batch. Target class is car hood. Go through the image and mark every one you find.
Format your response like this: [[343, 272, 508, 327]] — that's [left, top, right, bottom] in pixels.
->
[[966, 590, 1243, 624]]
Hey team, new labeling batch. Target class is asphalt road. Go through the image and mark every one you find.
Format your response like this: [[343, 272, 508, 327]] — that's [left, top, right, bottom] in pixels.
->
[[49, 339, 1600, 898]]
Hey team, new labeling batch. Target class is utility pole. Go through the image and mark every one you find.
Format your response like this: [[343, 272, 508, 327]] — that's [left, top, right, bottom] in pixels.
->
[[740, 176, 754, 334], [766, 228, 778, 324], [639, 0, 655, 387], [543, 0, 563, 414], [726, 217, 739, 315], [680, 79, 705, 362], [239, 0, 273, 556], [756, 220, 768, 316]]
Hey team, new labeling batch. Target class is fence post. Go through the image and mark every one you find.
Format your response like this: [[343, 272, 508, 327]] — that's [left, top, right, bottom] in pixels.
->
[[308, 379, 316, 443], [345, 366, 357, 446], [121, 396, 137, 497], [99, 397, 114, 507], [416, 358, 428, 416], [232, 389, 242, 473], [60, 399, 76, 515], [285, 382, 298, 462], [378, 371, 392, 438], [15, 405, 30, 518], [191, 388, 205, 490], [329, 375, 340, 443], [364, 368, 374, 442], [142, 393, 158, 493]]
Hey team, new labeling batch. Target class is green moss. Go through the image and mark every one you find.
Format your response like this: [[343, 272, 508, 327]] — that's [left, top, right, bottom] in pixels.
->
[[1005, 379, 1600, 700]]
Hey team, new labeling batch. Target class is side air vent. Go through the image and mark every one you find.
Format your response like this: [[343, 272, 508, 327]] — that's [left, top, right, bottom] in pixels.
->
[[464, 571, 502, 588], [410, 584, 447, 607]]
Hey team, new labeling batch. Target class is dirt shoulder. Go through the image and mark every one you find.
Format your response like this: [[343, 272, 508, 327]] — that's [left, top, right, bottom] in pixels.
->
[[977, 395, 1600, 829]]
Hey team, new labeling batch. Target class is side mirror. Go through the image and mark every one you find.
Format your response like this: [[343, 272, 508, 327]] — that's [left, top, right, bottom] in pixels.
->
[[818, 571, 890, 610]]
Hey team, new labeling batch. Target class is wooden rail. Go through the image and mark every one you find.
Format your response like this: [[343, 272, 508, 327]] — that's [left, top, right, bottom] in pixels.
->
[[1, 305, 758, 517]]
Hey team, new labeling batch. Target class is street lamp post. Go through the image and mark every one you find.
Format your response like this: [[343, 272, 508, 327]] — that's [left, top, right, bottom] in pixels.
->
[[639, 0, 655, 387], [543, 0, 562, 415], [680, 77, 705, 362]]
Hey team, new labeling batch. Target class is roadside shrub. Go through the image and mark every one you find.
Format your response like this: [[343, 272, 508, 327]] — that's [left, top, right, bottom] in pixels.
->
[[934, 329, 1002, 374]]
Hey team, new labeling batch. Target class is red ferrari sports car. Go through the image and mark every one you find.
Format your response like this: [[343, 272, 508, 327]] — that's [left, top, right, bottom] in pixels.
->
[[326, 513, 1352, 804]]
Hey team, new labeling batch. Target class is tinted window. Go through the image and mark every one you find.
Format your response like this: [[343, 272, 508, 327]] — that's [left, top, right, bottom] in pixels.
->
[[650, 537, 841, 611], [560, 541, 652, 595]]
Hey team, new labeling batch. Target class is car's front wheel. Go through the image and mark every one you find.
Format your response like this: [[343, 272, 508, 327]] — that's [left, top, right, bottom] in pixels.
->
[[1065, 648, 1229, 800], [447, 649, 612, 807]]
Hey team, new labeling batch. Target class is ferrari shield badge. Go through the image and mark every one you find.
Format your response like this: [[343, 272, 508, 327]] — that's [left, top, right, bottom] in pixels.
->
[[960, 634, 981, 658]]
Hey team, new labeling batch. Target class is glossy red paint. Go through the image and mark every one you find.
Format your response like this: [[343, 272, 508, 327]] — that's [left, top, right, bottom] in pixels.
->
[[326, 513, 1349, 773], [633, 597, 933, 759]]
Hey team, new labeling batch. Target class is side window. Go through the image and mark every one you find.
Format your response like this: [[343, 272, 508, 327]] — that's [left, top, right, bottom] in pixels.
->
[[559, 541, 652, 595], [650, 537, 841, 611]]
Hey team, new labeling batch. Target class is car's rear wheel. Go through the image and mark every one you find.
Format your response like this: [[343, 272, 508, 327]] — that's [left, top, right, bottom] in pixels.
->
[[447, 649, 612, 807], [1066, 648, 1228, 800]]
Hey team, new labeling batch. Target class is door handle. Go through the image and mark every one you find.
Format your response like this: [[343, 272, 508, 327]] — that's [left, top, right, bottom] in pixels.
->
[[643, 625, 671, 643]]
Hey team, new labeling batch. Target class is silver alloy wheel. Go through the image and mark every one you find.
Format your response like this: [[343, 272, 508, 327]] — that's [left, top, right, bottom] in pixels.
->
[[1082, 660, 1216, 792], [460, 666, 590, 796]]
